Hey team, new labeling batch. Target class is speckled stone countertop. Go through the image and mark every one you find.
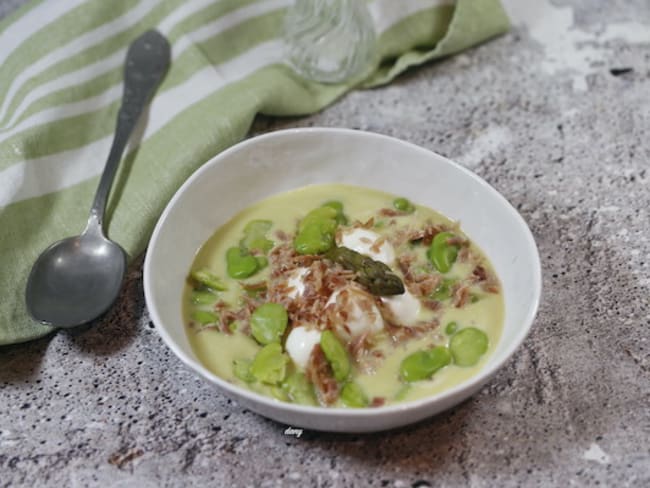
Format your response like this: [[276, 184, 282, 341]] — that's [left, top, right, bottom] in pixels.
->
[[1, 1, 649, 487]]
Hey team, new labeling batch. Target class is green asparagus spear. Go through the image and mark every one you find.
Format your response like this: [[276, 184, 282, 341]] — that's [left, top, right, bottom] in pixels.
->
[[325, 246, 405, 296]]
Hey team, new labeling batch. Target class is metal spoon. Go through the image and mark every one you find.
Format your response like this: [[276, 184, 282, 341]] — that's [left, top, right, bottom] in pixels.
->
[[25, 30, 170, 328]]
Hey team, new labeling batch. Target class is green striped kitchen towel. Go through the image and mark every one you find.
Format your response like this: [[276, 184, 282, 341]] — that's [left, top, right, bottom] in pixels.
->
[[0, 0, 509, 345]]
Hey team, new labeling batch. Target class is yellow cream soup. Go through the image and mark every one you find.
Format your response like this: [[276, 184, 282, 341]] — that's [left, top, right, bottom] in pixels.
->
[[184, 184, 504, 406]]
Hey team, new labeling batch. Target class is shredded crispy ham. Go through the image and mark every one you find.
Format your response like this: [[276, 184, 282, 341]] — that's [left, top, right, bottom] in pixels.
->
[[348, 331, 384, 373], [349, 331, 371, 359], [241, 281, 268, 295], [421, 298, 441, 311], [267, 243, 356, 328], [324, 286, 382, 347], [379, 208, 409, 217], [396, 253, 442, 299], [446, 235, 468, 247], [360, 218, 375, 229], [214, 301, 238, 334], [343, 218, 376, 232], [370, 235, 387, 254], [274, 229, 289, 241], [197, 209, 501, 407], [370, 397, 386, 407], [408, 276, 441, 298], [481, 280, 500, 294], [383, 319, 439, 343], [453, 284, 470, 308], [473, 265, 488, 281], [471, 265, 500, 293], [397, 253, 416, 275], [406, 223, 444, 246], [306, 345, 339, 405], [457, 246, 472, 263], [214, 297, 261, 335]]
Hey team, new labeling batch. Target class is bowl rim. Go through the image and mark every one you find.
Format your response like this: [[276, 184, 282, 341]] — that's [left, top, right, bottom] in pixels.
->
[[144, 127, 542, 419]]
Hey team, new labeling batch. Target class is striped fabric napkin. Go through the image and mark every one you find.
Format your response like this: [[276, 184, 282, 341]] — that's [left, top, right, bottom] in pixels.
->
[[0, 0, 509, 345]]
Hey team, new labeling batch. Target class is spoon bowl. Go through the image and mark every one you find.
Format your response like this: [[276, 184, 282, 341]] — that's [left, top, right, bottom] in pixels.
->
[[26, 232, 127, 327]]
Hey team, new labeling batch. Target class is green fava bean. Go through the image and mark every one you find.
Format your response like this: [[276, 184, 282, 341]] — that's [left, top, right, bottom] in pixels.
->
[[250, 303, 288, 345], [445, 321, 459, 335], [282, 371, 316, 405], [228, 320, 241, 333], [250, 343, 289, 384], [191, 310, 218, 325], [399, 346, 451, 382], [226, 247, 259, 279], [191, 290, 217, 305], [428, 346, 452, 369], [244, 219, 271, 231], [298, 206, 338, 231], [340, 382, 369, 408], [294, 207, 338, 255], [255, 256, 269, 270], [428, 232, 460, 273], [322, 200, 348, 225], [399, 351, 431, 382], [233, 358, 255, 383], [322, 200, 343, 213], [431, 278, 455, 301], [320, 330, 350, 382], [394, 384, 411, 401], [241, 220, 274, 253], [190, 268, 227, 291], [393, 197, 415, 214], [294, 222, 335, 255], [242, 235, 274, 254], [270, 385, 289, 401], [449, 327, 488, 366]]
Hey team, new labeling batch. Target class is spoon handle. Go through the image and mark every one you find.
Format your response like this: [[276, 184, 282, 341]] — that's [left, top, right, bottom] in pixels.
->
[[87, 30, 170, 232]]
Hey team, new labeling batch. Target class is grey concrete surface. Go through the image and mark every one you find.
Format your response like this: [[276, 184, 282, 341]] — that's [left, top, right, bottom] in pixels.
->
[[1, 1, 649, 487]]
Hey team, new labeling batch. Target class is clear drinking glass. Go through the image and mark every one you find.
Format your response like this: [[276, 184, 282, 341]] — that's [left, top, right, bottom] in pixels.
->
[[284, 0, 377, 84]]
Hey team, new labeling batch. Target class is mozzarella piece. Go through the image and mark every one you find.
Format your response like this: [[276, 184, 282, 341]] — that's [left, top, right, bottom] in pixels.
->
[[381, 289, 421, 326], [285, 326, 321, 370], [337, 228, 395, 265], [326, 286, 384, 339], [286, 267, 309, 299]]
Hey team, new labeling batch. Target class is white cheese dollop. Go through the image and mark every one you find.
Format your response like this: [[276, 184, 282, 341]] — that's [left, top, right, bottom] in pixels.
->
[[285, 326, 321, 370], [286, 267, 309, 299], [326, 286, 384, 340], [381, 288, 421, 326], [337, 228, 395, 265]]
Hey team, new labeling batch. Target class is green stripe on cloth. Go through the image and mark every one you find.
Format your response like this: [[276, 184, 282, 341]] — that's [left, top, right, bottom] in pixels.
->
[[2, 0, 266, 128], [0, 1, 175, 127], [5, 70, 122, 134], [0, 0, 509, 345], [0, 0, 136, 106], [0, 0, 44, 36], [366, 0, 510, 86], [166, 0, 263, 41], [0, 11, 288, 169], [374, 4, 455, 61]]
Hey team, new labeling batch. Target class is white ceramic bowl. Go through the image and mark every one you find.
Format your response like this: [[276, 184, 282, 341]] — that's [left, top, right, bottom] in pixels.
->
[[144, 128, 541, 433]]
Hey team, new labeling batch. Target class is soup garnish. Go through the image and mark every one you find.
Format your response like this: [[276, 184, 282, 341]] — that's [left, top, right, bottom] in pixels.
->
[[184, 184, 503, 407]]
